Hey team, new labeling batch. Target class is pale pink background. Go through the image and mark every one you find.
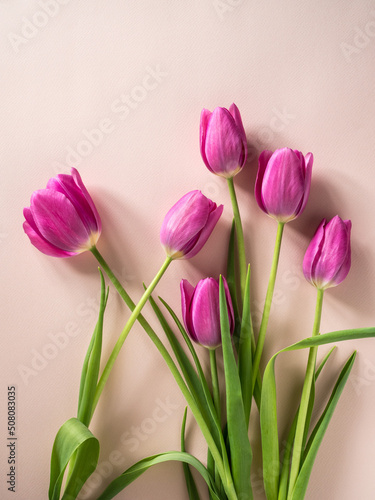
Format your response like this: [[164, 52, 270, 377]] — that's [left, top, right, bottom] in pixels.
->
[[1, 1, 375, 499]]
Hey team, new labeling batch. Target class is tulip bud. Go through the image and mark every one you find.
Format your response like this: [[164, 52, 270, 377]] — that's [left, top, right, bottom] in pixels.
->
[[303, 216, 351, 290], [180, 277, 234, 349], [23, 168, 101, 257], [160, 190, 223, 260], [255, 148, 313, 223], [200, 103, 247, 178]]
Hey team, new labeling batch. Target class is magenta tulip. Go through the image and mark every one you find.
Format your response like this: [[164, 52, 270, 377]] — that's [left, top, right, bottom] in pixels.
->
[[255, 148, 313, 223], [303, 216, 351, 290], [200, 103, 247, 178], [160, 190, 223, 260], [180, 277, 234, 348], [23, 168, 101, 257]]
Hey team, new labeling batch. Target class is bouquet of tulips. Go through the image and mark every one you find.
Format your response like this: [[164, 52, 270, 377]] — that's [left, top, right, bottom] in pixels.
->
[[23, 103, 375, 500]]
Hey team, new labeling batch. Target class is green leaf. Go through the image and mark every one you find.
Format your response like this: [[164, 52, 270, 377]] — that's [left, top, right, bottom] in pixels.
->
[[238, 264, 253, 426], [49, 417, 99, 500], [290, 352, 356, 500], [97, 451, 223, 500], [77, 269, 108, 426], [278, 347, 336, 500], [181, 407, 201, 500], [261, 327, 375, 500], [219, 276, 253, 500], [226, 219, 241, 349], [260, 351, 280, 500]]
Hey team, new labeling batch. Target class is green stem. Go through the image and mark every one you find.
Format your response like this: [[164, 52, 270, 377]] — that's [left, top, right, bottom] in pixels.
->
[[91, 246, 133, 305], [90, 248, 238, 500], [92, 253, 172, 411], [251, 222, 284, 393], [288, 288, 324, 497], [227, 177, 247, 303]]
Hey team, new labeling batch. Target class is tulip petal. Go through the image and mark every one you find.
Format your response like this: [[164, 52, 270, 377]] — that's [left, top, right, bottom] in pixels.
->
[[255, 150, 273, 213], [71, 168, 102, 234], [160, 191, 209, 256], [191, 279, 222, 348], [297, 152, 313, 216], [204, 107, 244, 177], [261, 148, 305, 222], [30, 190, 91, 252], [303, 219, 326, 285], [199, 108, 212, 170], [229, 103, 248, 165], [23, 209, 76, 257], [47, 174, 99, 235], [180, 279, 198, 343], [331, 220, 351, 286], [313, 216, 351, 288], [183, 203, 223, 259]]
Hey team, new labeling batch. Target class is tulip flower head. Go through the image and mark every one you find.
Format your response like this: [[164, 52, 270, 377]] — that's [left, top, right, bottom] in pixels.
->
[[303, 216, 351, 290], [200, 103, 247, 178], [23, 168, 101, 257], [255, 148, 313, 223], [180, 277, 234, 349], [160, 190, 223, 260]]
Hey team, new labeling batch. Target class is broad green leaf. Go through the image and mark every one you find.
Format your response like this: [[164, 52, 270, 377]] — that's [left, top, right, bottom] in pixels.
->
[[96, 451, 223, 500], [78, 270, 108, 426], [290, 352, 356, 500], [49, 417, 99, 500], [219, 276, 253, 500], [181, 407, 201, 500], [278, 347, 336, 500], [261, 327, 375, 500], [238, 264, 253, 426]]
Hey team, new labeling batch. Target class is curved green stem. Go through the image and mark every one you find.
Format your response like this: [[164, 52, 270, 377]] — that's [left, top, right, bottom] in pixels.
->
[[288, 288, 324, 498], [91, 246, 133, 305], [227, 177, 247, 303], [251, 222, 284, 393], [92, 254, 172, 411]]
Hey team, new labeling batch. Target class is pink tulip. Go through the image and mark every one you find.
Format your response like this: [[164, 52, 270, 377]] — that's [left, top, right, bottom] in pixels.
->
[[303, 216, 351, 290], [23, 168, 101, 257], [200, 103, 247, 178], [160, 190, 223, 260], [180, 277, 234, 348], [255, 148, 313, 223]]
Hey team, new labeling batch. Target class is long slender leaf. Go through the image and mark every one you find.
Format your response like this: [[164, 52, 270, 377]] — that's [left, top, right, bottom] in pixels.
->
[[159, 298, 228, 460], [49, 418, 99, 500], [78, 270, 108, 426], [219, 276, 253, 500], [278, 347, 336, 500], [238, 264, 253, 426], [261, 327, 375, 500], [146, 290, 229, 492], [181, 407, 201, 500], [226, 219, 241, 350], [226, 221, 262, 410], [97, 451, 223, 500], [146, 289, 210, 430], [290, 352, 356, 500]]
